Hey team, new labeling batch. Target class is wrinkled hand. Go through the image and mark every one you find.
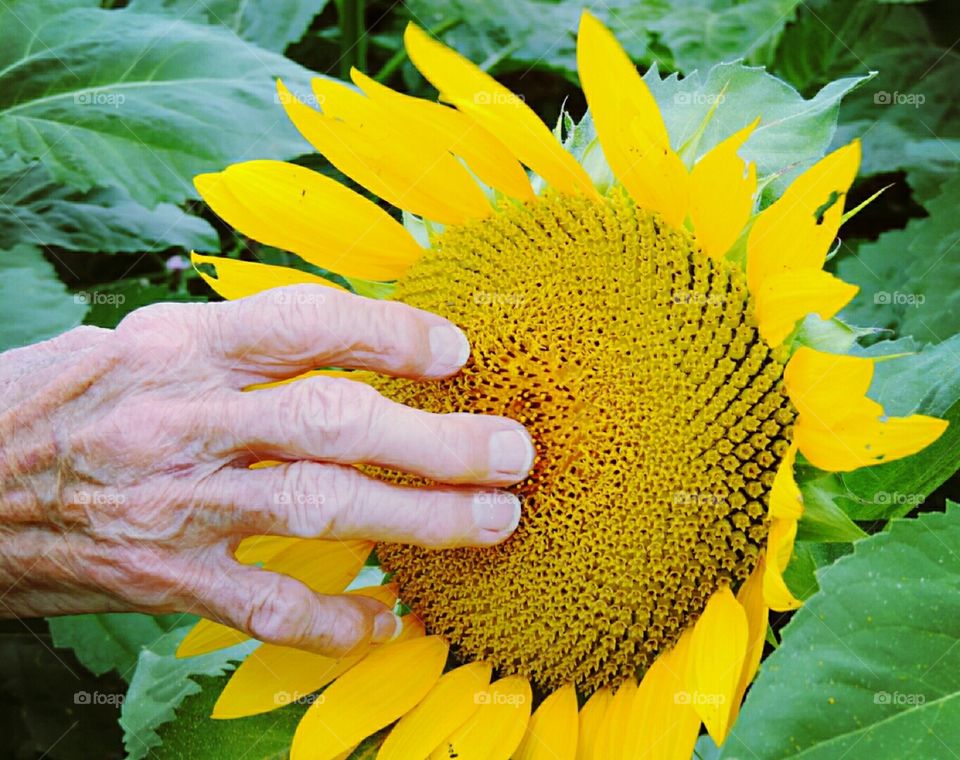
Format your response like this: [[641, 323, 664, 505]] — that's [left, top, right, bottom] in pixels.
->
[[0, 285, 533, 656]]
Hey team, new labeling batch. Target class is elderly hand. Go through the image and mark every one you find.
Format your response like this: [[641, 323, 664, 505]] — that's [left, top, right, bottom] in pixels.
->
[[0, 285, 533, 656]]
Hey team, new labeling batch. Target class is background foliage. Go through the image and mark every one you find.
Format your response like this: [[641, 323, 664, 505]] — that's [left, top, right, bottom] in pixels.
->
[[1, 0, 958, 757]]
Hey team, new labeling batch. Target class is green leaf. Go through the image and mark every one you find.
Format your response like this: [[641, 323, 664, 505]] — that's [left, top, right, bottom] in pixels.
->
[[796, 474, 868, 542], [0, 1, 326, 206], [148, 672, 307, 759], [837, 174, 960, 345], [0, 244, 86, 350], [48, 612, 190, 681], [0, 155, 218, 253], [644, 62, 869, 200], [647, 0, 802, 74], [128, 0, 331, 52], [781, 540, 853, 601], [774, 0, 959, 197], [121, 626, 258, 760], [722, 505, 960, 759], [80, 278, 207, 329]]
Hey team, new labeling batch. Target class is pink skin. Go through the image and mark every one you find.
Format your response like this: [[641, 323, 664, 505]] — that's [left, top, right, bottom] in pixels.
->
[[0, 285, 534, 657]]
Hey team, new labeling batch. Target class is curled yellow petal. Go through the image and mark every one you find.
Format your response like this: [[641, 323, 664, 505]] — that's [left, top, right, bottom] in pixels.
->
[[514, 683, 578, 760], [624, 630, 700, 760], [785, 347, 949, 471], [291, 635, 449, 760], [769, 443, 803, 521], [747, 140, 861, 295], [404, 23, 594, 197], [690, 118, 759, 259], [689, 586, 748, 744], [755, 268, 859, 346], [194, 159, 422, 281], [190, 252, 345, 302], [763, 518, 802, 611], [350, 68, 534, 202], [577, 11, 689, 228], [731, 559, 768, 725]]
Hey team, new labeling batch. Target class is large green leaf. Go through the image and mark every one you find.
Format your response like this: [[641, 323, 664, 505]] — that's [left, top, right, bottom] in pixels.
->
[[121, 626, 257, 760], [722, 505, 960, 759], [128, 0, 331, 52], [0, 1, 323, 206], [0, 244, 86, 350], [0, 154, 217, 253], [837, 174, 960, 344], [48, 612, 192, 681], [644, 63, 868, 199], [647, 0, 801, 74], [775, 0, 959, 198]]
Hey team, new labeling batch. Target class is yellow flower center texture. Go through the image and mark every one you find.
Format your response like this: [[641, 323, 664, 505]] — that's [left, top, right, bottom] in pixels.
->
[[372, 191, 796, 694]]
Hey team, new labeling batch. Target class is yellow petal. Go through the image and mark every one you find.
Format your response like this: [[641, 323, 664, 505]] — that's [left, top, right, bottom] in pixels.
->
[[308, 77, 493, 224], [190, 252, 344, 301], [213, 585, 399, 719], [592, 678, 636, 759], [769, 443, 803, 521], [177, 540, 371, 659], [265, 539, 373, 593], [575, 687, 611, 760], [350, 68, 534, 202], [176, 619, 250, 659], [514, 683, 578, 760], [783, 347, 874, 421], [690, 118, 759, 259], [731, 560, 768, 726], [747, 140, 861, 294], [194, 159, 422, 281], [755, 268, 859, 346], [234, 535, 301, 565], [689, 586, 748, 744], [624, 630, 700, 760], [763, 518, 802, 611], [785, 348, 949, 471], [377, 662, 492, 759], [577, 11, 688, 227], [404, 23, 595, 197], [432, 675, 533, 760], [291, 635, 449, 760]]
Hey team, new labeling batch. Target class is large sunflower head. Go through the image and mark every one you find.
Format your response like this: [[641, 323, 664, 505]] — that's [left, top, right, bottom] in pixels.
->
[[182, 12, 948, 759]]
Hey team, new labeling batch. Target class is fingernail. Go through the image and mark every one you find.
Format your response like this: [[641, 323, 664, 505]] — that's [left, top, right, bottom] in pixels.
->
[[489, 429, 536, 479], [472, 491, 522, 533], [427, 325, 470, 377], [372, 610, 404, 644]]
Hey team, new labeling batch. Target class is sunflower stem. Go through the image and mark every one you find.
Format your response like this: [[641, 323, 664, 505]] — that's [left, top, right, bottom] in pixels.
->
[[337, 0, 367, 80]]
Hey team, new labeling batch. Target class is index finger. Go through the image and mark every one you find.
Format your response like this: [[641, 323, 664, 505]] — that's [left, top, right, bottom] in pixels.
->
[[206, 285, 470, 382]]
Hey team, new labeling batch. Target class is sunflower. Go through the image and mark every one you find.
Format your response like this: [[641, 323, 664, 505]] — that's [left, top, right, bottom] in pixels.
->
[[180, 12, 948, 759]]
